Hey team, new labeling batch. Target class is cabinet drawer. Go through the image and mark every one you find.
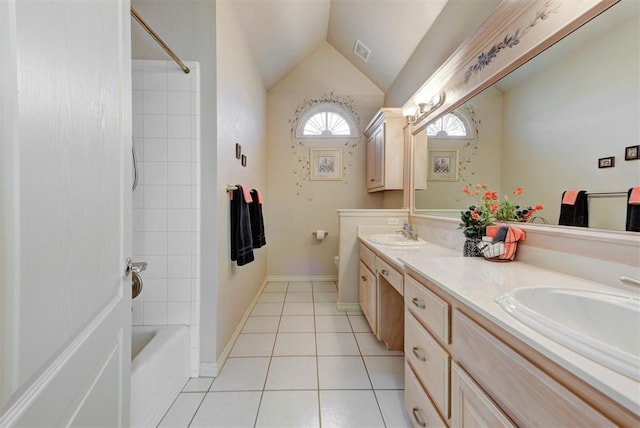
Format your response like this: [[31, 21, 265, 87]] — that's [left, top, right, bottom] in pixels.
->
[[405, 311, 449, 419], [405, 363, 447, 428], [404, 275, 450, 344], [451, 363, 515, 427], [359, 243, 376, 272], [376, 257, 403, 295], [453, 310, 614, 427]]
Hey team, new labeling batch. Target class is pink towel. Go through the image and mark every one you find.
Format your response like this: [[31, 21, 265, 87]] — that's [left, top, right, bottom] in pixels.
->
[[229, 185, 253, 203], [486, 225, 500, 239], [501, 227, 525, 260], [484, 226, 525, 260], [252, 188, 264, 204], [562, 190, 580, 205], [630, 187, 640, 205]]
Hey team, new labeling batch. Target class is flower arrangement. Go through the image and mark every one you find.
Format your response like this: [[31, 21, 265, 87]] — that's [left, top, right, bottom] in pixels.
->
[[459, 184, 544, 238]]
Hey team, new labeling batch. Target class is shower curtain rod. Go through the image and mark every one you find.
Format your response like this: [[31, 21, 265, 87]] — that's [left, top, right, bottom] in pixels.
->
[[131, 7, 190, 74]]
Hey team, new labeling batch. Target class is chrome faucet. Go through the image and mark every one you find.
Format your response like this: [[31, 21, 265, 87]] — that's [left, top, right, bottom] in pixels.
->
[[397, 223, 420, 240]]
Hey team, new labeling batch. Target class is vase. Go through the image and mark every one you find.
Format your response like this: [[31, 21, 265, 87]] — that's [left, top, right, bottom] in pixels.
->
[[463, 238, 483, 257]]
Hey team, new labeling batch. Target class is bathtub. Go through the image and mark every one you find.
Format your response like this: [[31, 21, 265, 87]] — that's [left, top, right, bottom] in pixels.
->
[[131, 325, 191, 428]]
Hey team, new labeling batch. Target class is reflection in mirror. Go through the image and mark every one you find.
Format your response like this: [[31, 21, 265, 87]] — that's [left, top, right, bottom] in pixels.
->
[[413, 1, 639, 232]]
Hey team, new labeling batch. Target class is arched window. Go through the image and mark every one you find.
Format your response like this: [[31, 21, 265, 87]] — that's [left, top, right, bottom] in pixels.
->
[[296, 104, 358, 138], [426, 111, 471, 138]]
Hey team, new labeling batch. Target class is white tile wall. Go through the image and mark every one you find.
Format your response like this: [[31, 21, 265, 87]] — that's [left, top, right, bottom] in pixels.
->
[[132, 60, 201, 376]]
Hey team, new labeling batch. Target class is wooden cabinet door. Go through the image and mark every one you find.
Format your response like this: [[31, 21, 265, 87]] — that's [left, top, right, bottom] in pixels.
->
[[451, 363, 515, 428], [366, 125, 384, 190], [358, 261, 377, 335]]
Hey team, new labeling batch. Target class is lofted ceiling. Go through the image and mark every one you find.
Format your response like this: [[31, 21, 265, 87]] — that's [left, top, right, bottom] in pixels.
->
[[232, 0, 449, 91]]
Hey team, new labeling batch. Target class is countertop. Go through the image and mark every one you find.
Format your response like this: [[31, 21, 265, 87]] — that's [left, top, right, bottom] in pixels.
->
[[357, 233, 640, 416]]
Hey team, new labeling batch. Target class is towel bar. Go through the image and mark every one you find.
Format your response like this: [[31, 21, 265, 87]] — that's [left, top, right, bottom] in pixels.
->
[[226, 185, 238, 192], [586, 191, 627, 197]]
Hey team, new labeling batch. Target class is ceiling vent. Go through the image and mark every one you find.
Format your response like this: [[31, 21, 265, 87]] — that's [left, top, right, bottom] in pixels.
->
[[353, 39, 371, 63]]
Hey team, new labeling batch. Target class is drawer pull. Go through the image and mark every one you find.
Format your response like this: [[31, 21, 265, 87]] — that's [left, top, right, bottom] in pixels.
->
[[380, 269, 389, 276], [412, 346, 427, 362], [411, 297, 426, 309], [360, 275, 367, 281], [412, 407, 427, 427]]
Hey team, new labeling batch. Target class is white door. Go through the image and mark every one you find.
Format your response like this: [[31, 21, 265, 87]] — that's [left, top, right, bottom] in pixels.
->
[[0, 0, 132, 426]]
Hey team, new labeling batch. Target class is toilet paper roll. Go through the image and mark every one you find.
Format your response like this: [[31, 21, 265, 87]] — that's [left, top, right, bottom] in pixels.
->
[[315, 230, 326, 240]]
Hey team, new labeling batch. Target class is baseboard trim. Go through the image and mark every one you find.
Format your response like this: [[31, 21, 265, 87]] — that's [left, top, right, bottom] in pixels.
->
[[266, 275, 338, 283], [336, 302, 361, 312], [211, 276, 270, 377]]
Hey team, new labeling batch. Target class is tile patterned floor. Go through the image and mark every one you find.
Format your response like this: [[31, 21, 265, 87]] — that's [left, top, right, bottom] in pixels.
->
[[157, 281, 412, 427]]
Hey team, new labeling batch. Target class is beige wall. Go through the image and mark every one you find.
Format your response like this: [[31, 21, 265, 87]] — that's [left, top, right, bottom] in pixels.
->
[[214, 0, 268, 364], [502, 16, 639, 230], [266, 42, 384, 277]]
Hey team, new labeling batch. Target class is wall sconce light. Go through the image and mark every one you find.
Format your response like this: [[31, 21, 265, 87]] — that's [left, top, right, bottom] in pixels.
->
[[414, 92, 447, 122], [403, 105, 418, 125]]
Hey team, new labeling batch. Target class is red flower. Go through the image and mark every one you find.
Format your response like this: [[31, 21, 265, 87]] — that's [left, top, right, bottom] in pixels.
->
[[462, 186, 472, 195], [513, 187, 523, 195], [471, 210, 480, 220], [491, 204, 499, 213], [534, 204, 544, 211], [484, 191, 498, 201]]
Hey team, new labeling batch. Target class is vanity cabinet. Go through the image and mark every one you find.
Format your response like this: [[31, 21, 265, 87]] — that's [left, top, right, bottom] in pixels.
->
[[364, 108, 404, 192], [453, 310, 614, 427], [404, 268, 634, 427], [358, 242, 404, 350]]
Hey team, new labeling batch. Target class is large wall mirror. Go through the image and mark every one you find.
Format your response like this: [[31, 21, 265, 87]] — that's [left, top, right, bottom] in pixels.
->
[[413, 0, 639, 232]]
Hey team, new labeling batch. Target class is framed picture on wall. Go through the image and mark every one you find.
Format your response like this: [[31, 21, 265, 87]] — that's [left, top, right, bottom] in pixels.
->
[[310, 148, 342, 181], [598, 156, 615, 168], [427, 149, 459, 182]]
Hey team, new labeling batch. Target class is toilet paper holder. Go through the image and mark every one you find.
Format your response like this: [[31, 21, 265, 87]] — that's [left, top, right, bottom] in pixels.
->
[[312, 231, 329, 237]]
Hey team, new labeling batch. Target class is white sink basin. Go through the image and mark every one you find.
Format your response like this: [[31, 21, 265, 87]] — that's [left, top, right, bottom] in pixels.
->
[[367, 233, 427, 246], [496, 287, 640, 381]]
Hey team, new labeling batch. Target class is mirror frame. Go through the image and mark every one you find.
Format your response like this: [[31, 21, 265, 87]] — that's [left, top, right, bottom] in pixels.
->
[[405, 0, 632, 233]]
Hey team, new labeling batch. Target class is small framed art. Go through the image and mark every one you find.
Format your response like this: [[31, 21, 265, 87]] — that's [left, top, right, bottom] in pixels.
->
[[598, 156, 615, 168], [427, 149, 459, 182], [310, 148, 342, 181], [625, 145, 639, 161]]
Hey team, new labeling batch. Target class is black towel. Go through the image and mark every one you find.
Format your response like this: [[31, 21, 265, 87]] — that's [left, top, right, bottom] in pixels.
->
[[626, 187, 640, 232], [558, 190, 589, 227], [249, 189, 266, 248], [230, 185, 254, 266]]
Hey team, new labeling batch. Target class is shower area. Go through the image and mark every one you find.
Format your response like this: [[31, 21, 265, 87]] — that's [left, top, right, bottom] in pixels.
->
[[126, 5, 206, 425], [129, 10, 202, 422], [131, 57, 201, 354]]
